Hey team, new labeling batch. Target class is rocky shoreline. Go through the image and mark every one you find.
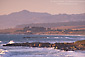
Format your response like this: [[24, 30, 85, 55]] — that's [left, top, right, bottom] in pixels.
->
[[3, 40, 85, 51]]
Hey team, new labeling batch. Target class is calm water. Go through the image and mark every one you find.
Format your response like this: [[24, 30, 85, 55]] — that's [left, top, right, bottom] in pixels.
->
[[0, 34, 85, 57]]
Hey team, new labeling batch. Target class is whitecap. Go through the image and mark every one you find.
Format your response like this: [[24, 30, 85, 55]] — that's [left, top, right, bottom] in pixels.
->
[[54, 37, 59, 38], [0, 49, 8, 54], [0, 41, 2, 43], [67, 51, 74, 52], [8, 40, 14, 44], [65, 37, 69, 38], [47, 37, 49, 38]]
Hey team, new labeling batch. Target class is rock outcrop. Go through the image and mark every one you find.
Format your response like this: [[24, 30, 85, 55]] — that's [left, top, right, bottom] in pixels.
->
[[3, 40, 85, 51]]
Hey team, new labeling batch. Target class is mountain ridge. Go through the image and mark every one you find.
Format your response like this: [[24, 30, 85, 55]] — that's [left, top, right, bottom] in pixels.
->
[[0, 10, 85, 29], [16, 21, 85, 28]]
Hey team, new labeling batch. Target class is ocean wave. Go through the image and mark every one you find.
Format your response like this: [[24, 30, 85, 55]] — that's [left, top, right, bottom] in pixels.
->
[[54, 37, 59, 38], [0, 49, 8, 54], [65, 51, 85, 57], [0, 41, 2, 43], [8, 40, 15, 44], [0, 49, 9, 57], [0, 47, 85, 57]]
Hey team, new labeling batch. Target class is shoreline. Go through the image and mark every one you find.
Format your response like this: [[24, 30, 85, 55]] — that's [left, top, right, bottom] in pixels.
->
[[35, 34, 85, 36], [0, 33, 85, 36]]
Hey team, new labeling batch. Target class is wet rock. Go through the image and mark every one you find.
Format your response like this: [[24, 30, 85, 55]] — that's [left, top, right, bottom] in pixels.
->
[[3, 40, 85, 51]]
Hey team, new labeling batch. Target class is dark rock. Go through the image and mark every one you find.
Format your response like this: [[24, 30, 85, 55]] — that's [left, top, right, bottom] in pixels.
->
[[3, 40, 85, 51]]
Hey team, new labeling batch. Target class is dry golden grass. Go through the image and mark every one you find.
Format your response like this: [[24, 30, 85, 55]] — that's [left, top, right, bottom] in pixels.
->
[[52, 25, 85, 30]]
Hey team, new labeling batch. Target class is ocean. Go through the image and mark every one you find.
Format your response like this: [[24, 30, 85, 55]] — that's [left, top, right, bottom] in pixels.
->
[[0, 34, 85, 57]]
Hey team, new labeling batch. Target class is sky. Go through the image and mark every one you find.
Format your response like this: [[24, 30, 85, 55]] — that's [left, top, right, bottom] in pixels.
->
[[0, 0, 85, 15]]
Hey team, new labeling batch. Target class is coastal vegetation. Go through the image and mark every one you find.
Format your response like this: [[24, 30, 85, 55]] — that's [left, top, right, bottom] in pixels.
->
[[0, 26, 85, 35]]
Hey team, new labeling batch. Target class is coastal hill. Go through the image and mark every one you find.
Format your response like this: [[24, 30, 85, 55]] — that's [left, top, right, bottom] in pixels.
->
[[16, 21, 85, 28], [0, 10, 85, 29]]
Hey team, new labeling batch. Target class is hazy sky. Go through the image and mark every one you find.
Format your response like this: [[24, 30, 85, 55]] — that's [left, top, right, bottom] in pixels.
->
[[0, 0, 85, 15]]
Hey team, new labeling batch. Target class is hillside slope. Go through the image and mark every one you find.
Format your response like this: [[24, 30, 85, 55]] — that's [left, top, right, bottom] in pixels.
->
[[0, 10, 85, 29]]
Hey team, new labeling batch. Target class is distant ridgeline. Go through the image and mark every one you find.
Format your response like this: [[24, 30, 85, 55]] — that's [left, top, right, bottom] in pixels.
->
[[16, 21, 85, 28], [0, 10, 85, 29]]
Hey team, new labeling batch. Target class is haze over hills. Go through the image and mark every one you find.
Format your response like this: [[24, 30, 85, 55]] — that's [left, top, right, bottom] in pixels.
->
[[0, 10, 85, 29], [16, 21, 85, 28]]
